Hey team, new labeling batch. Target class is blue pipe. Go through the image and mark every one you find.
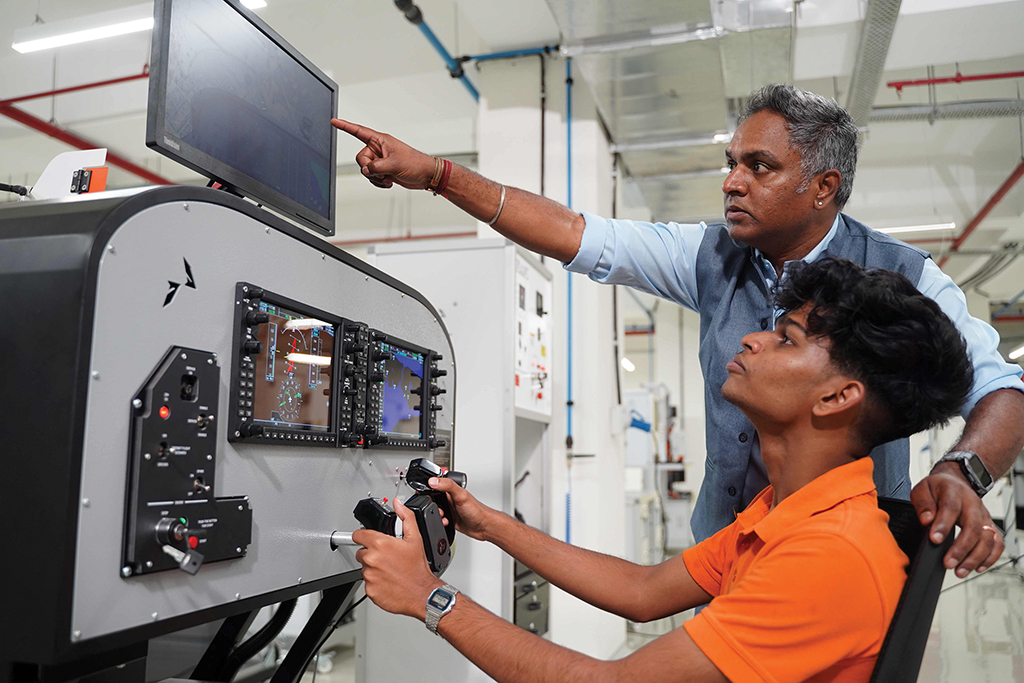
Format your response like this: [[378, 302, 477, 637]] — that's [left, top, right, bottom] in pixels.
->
[[461, 46, 557, 63], [565, 57, 573, 545], [993, 285, 1024, 319], [416, 22, 480, 102]]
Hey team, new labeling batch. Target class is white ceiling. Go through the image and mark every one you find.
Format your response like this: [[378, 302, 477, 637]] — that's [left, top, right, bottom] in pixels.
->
[[1, 0, 1023, 340]]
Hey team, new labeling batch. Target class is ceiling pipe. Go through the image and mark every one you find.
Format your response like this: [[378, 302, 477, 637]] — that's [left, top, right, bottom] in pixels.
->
[[938, 159, 1024, 268], [0, 66, 172, 186], [560, 23, 730, 57], [458, 45, 558, 63], [0, 103, 172, 186], [888, 70, 1024, 94], [392, 0, 479, 102], [0, 67, 150, 107], [871, 99, 1024, 122]]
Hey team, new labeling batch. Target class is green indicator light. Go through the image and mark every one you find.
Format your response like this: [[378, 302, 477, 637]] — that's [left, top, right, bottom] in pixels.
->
[[179, 517, 187, 526]]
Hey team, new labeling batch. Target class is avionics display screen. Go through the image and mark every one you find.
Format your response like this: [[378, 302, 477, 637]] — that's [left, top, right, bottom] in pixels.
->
[[148, 0, 337, 234], [253, 302, 335, 431], [377, 342, 425, 439]]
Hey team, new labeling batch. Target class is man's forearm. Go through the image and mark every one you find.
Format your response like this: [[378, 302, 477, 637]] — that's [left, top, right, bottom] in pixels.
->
[[940, 388, 1024, 480], [484, 511, 654, 622], [444, 164, 585, 262], [438, 594, 614, 683]]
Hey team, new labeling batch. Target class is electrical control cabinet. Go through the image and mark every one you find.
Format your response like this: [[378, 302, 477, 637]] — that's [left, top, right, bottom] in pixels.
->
[[367, 238, 552, 682], [0, 186, 455, 678]]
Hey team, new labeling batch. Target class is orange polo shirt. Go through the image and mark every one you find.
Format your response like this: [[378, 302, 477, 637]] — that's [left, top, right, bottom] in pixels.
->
[[682, 457, 908, 683]]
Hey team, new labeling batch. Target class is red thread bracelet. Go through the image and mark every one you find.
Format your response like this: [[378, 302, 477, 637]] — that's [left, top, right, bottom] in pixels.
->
[[434, 159, 453, 198]]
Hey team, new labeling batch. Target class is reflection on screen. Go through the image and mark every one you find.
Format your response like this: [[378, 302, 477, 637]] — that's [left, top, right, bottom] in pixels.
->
[[254, 302, 334, 431], [164, 0, 332, 218], [378, 343, 424, 438]]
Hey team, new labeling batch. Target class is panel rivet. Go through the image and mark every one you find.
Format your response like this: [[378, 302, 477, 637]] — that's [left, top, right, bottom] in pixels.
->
[[107, 245, 115, 254], [236, 593, 242, 600], [91, 371, 100, 380], [121, 566, 132, 578], [146, 561, 153, 568], [81, 498, 90, 507], [72, 630, 81, 641], [132, 398, 143, 409], [152, 612, 159, 620]]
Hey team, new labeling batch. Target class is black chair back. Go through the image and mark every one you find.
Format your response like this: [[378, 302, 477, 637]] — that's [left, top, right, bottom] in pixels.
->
[[869, 497, 954, 682]]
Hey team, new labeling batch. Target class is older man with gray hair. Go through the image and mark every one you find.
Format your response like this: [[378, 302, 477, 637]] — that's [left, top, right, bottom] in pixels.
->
[[334, 83, 1024, 576]]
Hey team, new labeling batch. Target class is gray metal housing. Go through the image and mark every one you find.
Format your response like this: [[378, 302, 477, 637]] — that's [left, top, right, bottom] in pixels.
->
[[0, 186, 454, 665]]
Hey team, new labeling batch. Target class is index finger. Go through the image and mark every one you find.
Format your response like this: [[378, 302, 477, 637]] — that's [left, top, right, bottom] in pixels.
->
[[352, 528, 385, 548], [331, 118, 381, 144]]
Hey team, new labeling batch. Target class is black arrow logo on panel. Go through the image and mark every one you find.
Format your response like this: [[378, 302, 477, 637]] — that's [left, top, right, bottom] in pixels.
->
[[163, 258, 197, 307]]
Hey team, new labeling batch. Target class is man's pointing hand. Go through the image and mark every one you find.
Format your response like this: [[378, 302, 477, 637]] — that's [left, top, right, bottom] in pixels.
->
[[331, 118, 435, 191]]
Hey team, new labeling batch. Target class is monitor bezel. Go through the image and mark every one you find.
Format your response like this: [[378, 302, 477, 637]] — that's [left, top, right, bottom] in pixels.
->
[[146, 0, 338, 236], [374, 335, 430, 443]]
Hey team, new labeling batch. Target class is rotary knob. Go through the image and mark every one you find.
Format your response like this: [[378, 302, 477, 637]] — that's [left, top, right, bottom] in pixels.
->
[[239, 422, 264, 437], [432, 368, 447, 378], [245, 311, 269, 325], [243, 340, 262, 355], [430, 386, 446, 396]]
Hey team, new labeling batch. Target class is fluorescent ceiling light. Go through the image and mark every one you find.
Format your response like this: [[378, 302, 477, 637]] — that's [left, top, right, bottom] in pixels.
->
[[713, 133, 732, 143], [12, 1, 266, 54], [876, 222, 956, 235], [621, 357, 636, 372], [1009, 344, 1024, 361], [12, 4, 154, 53]]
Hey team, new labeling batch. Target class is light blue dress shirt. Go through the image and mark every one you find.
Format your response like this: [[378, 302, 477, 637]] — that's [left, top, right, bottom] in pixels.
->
[[567, 212, 1024, 498]]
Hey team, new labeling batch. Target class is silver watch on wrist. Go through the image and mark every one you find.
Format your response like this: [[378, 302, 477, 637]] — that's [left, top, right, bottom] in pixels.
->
[[936, 450, 995, 497], [425, 583, 459, 635]]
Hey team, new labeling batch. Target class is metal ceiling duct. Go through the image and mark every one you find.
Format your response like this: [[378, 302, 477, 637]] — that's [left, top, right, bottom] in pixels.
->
[[845, 0, 903, 127], [871, 99, 1024, 123], [544, 0, 795, 220]]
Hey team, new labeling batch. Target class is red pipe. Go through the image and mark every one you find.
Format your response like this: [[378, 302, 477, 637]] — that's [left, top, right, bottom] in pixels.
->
[[938, 159, 1024, 267], [888, 70, 1024, 94], [0, 103, 173, 186], [331, 230, 477, 247], [0, 67, 149, 107]]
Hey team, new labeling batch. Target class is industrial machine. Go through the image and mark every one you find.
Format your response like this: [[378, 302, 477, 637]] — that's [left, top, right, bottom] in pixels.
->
[[0, 1, 458, 682]]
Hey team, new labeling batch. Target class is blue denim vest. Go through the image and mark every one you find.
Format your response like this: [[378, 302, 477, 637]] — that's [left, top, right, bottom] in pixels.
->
[[691, 214, 929, 543]]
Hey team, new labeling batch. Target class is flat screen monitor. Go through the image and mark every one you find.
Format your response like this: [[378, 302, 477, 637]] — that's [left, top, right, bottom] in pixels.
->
[[147, 0, 338, 235], [377, 341, 425, 440], [253, 301, 335, 431]]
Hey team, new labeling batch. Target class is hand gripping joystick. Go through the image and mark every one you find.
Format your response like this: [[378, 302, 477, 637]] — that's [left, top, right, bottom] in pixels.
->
[[347, 458, 468, 576]]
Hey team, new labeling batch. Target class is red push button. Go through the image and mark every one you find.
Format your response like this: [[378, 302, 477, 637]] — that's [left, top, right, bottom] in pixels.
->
[[159, 405, 170, 419], [188, 536, 199, 549]]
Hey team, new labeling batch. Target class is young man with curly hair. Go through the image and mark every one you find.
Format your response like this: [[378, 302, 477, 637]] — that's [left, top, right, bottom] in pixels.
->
[[354, 257, 975, 683]]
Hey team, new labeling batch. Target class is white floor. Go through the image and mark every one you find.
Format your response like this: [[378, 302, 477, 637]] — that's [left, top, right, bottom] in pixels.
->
[[298, 534, 1024, 683]]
